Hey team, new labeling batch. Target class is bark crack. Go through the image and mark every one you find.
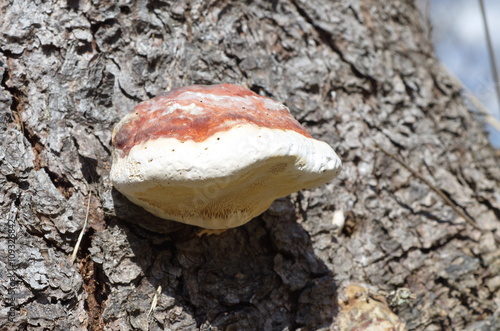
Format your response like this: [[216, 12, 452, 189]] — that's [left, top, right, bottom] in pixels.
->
[[289, 0, 376, 88], [78, 228, 108, 331]]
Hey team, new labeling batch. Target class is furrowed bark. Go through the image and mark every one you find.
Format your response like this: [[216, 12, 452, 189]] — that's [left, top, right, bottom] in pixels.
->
[[1, 0, 499, 330]]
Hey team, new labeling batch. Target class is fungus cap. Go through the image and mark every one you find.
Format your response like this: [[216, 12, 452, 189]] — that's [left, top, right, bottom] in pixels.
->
[[111, 84, 341, 229]]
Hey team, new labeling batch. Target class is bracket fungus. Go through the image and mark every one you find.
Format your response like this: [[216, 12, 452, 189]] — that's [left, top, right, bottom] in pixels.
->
[[111, 84, 341, 229]]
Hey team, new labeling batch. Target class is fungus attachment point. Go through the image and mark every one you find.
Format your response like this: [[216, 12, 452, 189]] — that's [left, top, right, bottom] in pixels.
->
[[111, 84, 342, 229]]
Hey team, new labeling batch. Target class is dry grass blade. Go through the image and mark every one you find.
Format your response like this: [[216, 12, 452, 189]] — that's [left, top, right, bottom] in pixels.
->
[[465, 92, 500, 131], [479, 0, 500, 111], [148, 285, 162, 317], [71, 192, 92, 262], [375, 144, 479, 230]]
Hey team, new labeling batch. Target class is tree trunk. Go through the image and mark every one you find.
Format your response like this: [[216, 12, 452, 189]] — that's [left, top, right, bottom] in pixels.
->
[[1, 0, 499, 330]]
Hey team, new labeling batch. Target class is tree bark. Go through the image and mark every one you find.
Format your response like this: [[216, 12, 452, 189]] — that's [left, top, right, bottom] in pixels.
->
[[1, 0, 499, 330]]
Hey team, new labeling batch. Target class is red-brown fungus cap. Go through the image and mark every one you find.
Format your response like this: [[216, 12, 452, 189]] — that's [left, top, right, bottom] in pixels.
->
[[113, 84, 311, 156], [111, 84, 342, 229]]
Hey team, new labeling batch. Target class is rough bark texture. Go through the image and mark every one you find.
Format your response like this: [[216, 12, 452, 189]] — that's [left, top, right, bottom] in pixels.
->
[[1, 0, 499, 330]]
